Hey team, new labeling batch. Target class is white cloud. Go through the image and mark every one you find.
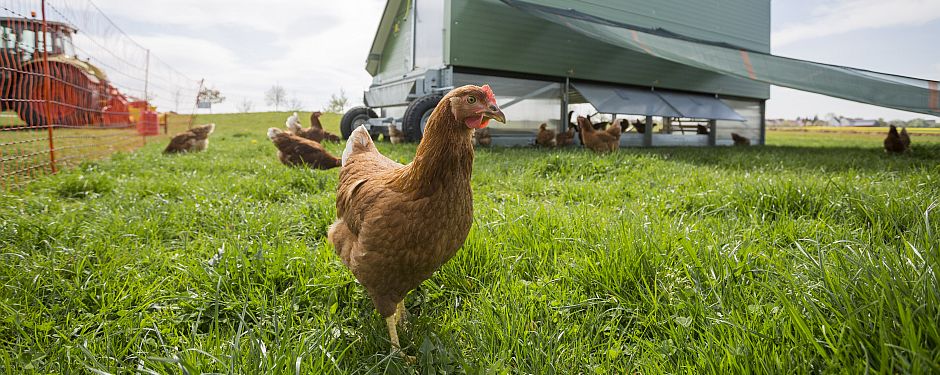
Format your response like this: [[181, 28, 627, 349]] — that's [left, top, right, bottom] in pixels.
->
[[88, 0, 347, 35], [75, 0, 385, 113], [772, 0, 940, 47]]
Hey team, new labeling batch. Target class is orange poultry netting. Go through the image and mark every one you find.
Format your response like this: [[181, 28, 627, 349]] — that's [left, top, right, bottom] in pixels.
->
[[1, 0, 201, 190]]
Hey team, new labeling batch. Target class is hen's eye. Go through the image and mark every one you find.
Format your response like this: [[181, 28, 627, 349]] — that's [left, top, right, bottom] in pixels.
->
[[467, 96, 476, 104]]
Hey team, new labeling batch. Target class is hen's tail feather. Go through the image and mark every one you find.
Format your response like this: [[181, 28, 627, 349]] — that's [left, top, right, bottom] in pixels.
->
[[342, 125, 376, 166], [267, 127, 282, 140], [286, 113, 302, 132]]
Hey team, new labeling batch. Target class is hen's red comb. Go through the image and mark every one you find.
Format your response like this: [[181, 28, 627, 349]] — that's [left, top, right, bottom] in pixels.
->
[[481, 84, 497, 104]]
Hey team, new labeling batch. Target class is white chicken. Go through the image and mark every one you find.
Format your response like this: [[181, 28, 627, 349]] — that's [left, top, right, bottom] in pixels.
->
[[286, 112, 303, 133]]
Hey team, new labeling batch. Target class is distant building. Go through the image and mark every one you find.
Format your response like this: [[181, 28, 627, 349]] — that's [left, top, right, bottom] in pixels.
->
[[826, 115, 878, 127]]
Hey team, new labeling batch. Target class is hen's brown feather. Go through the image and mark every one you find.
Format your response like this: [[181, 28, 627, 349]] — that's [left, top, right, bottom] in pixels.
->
[[899, 127, 911, 152]]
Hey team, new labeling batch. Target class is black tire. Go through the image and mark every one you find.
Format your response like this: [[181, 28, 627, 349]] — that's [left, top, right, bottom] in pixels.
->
[[340, 106, 377, 140], [402, 94, 442, 142]]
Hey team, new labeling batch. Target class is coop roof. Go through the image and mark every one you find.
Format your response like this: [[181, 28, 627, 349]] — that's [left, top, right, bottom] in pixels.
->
[[573, 82, 745, 121], [366, 0, 405, 76], [501, 0, 940, 117]]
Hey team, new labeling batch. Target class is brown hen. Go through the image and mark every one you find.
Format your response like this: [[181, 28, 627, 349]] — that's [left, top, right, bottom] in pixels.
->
[[535, 123, 556, 147], [556, 125, 575, 147], [731, 132, 751, 146], [474, 127, 492, 147], [388, 123, 404, 144], [899, 127, 911, 152], [884, 125, 905, 153], [287, 112, 340, 143], [606, 119, 623, 141], [164, 123, 215, 154], [328, 85, 505, 357], [267, 128, 340, 169], [578, 116, 618, 153]]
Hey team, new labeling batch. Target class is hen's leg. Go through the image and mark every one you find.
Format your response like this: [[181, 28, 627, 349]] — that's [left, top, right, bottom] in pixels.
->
[[385, 314, 401, 349], [385, 311, 415, 362], [395, 300, 410, 329]]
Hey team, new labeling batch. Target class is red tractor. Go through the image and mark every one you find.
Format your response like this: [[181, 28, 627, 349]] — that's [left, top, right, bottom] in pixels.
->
[[1, 16, 129, 127]]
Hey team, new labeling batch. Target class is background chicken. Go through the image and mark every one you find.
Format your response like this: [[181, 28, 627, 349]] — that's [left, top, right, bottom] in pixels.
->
[[632, 119, 646, 134], [884, 125, 905, 153], [267, 128, 340, 169], [163, 123, 215, 154], [535, 123, 556, 147], [586, 112, 610, 130], [474, 127, 492, 147], [328, 85, 504, 358], [287, 112, 341, 143], [556, 125, 575, 147], [899, 127, 911, 152], [568, 110, 583, 145], [606, 119, 623, 141], [308, 111, 342, 142], [388, 124, 404, 144], [578, 116, 618, 153], [731, 133, 751, 146]]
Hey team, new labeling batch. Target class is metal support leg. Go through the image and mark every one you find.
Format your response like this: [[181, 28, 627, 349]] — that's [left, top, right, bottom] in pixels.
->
[[644, 116, 653, 147], [708, 119, 717, 146], [560, 78, 569, 135]]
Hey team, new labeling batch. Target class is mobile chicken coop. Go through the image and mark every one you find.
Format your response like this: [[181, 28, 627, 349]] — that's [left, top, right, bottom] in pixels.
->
[[342, 0, 940, 146]]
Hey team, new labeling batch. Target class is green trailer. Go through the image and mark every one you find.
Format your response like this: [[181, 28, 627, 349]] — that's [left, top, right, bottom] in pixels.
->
[[345, 0, 938, 146]]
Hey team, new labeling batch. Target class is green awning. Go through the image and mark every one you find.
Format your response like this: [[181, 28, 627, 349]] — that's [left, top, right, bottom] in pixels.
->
[[501, 0, 940, 117], [573, 82, 745, 121]]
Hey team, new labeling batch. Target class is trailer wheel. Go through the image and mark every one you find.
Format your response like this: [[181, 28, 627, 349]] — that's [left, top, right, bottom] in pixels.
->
[[340, 106, 377, 140], [402, 94, 443, 142]]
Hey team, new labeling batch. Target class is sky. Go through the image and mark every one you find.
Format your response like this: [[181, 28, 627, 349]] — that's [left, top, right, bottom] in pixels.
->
[[88, 0, 940, 121]]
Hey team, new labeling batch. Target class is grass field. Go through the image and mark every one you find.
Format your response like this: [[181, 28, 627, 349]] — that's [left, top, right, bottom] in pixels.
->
[[775, 126, 940, 136], [1, 112, 939, 373]]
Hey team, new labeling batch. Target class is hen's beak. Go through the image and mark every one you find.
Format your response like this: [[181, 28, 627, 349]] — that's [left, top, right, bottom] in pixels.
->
[[483, 103, 506, 124]]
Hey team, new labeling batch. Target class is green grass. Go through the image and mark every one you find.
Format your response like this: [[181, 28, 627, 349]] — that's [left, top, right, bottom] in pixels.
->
[[1, 112, 939, 373]]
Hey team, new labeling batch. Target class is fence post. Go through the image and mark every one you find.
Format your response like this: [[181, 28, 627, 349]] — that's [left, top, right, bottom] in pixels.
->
[[144, 49, 150, 106], [188, 79, 204, 129], [40, 0, 56, 173]]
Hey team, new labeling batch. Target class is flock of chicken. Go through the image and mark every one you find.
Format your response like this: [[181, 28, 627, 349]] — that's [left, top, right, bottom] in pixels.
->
[[158, 86, 917, 361], [265, 112, 344, 169], [532, 112, 751, 152], [163, 115, 913, 160], [164, 112, 348, 170], [531, 112, 619, 152]]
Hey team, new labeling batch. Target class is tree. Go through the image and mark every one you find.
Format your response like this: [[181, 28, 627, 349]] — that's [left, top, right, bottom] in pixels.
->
[[287, 94, 304, 112], [237, 98, 254, 113], [323, 89, 349, 113], [265, 84, 287, 111]]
